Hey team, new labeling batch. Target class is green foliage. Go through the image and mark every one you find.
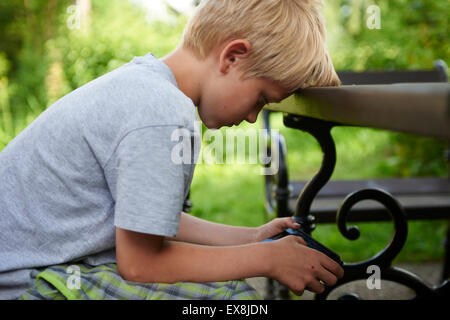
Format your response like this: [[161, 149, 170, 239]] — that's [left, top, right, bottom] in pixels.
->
[[49, 0, 186, 92], [376, 133, 447, 177], [0, 52, 10, 78], [0, 0, 187, 148], [326, 0, 449, 72]]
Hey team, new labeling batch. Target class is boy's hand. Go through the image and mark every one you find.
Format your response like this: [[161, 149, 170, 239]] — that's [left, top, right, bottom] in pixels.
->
[[253, 217, 301, 242], [265, 235, 345, 296]]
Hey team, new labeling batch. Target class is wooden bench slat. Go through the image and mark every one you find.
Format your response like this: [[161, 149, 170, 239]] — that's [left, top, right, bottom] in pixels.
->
[[290, 177, 450, 197], [337, 70, 447, 85], [265, 83, 450, 140]]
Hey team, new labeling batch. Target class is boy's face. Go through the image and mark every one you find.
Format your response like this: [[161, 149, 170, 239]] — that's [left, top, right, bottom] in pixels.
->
[[198, 40, 291, 129], [199, 73, 289, 129]]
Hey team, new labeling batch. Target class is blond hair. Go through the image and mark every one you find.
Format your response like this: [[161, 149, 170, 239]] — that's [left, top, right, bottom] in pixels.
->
[[180, 0, 341, 92]]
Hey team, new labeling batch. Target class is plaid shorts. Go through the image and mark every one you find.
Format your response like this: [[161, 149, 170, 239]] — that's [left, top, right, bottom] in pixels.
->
[[19, 263, 263, 300]]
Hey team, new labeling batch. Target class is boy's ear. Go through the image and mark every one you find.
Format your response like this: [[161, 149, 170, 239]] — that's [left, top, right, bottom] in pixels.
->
[[219, 39, 251, 75]]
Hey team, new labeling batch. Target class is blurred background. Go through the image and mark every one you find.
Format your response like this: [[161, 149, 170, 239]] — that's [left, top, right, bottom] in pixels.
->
[[0, 0, 448, 264]]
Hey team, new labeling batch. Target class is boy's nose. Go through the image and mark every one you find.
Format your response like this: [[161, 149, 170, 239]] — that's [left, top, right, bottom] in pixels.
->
[[246, 112, 258, 124]]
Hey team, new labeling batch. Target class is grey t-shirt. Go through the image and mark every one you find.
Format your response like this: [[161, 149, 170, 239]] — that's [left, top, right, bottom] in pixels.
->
[[0, 52, 200, 299]]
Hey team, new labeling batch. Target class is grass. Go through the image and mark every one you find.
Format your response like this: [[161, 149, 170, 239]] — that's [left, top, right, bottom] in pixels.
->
[[189, 111, 448, 263]]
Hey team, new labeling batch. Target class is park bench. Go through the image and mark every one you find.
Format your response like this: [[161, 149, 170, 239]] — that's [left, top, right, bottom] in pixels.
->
[[261, 60, 450, 299]]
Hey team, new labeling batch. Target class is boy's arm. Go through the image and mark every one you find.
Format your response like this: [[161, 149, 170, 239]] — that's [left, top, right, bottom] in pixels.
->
[[116, 227, 344, 295], [166, 212, 303, 246], [116, 227, 269, 284], [165, 212, 257, 246]]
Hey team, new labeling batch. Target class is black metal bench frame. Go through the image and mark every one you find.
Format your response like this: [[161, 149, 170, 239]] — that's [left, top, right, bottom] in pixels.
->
[[261, 60, 450, 299]]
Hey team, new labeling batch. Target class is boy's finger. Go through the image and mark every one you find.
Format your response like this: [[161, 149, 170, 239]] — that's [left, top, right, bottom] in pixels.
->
[[306, 280, 325, 294], [295, 235, 307, 246], [316, 267, 338, 287], [320, 256, 345, 279], [288, 217, 301, 228]]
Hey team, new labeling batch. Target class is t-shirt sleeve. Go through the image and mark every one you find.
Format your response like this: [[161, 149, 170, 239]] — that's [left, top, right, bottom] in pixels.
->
[[104, 125, 188, 237]]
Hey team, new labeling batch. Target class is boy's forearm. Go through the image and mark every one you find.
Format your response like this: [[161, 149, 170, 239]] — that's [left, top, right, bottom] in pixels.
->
[[130, 240, 272, 284], [167, 212, 258, 246]]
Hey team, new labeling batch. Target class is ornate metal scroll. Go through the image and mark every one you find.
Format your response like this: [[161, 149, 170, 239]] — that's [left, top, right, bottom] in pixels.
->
[[283, 115, 338, 234], [282, 114, 450, 300]]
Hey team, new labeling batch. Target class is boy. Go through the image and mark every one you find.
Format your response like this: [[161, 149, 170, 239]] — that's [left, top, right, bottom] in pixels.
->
[[0, 0, 343, 300]]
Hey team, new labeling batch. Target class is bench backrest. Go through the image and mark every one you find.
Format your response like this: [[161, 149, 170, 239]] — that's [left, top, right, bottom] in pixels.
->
[[337, 60, 448, 85]]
